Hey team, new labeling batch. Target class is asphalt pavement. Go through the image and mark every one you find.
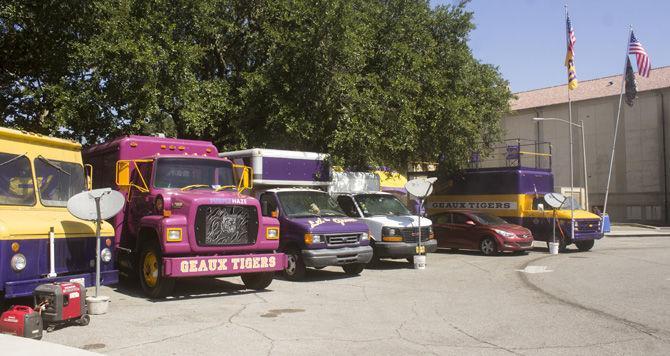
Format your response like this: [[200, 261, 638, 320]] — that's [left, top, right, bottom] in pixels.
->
[[11, 235, 670, 355]]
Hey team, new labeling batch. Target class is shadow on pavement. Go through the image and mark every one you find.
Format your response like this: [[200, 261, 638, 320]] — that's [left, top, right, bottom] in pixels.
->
[[274, 268, 363, 282], [113, 276, 270, 302]]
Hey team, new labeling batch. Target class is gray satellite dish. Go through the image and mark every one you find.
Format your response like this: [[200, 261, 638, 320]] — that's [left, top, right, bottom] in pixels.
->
[[67, 188, 125, 221], [67, 188, 125, 298], [544, 192, 567, 209], [405, 177, 437, 198]]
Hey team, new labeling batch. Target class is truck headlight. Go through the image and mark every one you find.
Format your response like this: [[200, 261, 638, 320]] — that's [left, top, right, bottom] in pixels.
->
[[101, 248, 112, 263], [167, 228, 182, 242], [266, 227, 279, 240], [304, 233, 323, 244], [11, 253, 26, 272], [360, 232, 369, 240]]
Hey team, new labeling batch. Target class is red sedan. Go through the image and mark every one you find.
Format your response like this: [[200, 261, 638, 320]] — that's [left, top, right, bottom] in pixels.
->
[[430, 210, 534, 256]]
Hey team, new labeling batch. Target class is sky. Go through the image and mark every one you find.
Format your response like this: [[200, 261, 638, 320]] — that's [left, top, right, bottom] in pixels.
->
[[431, 0, 670, 93]]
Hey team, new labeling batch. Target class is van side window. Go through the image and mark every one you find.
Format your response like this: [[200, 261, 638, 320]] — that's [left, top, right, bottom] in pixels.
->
[[260, 193, 279, 217], [337, 196, 360, 217]]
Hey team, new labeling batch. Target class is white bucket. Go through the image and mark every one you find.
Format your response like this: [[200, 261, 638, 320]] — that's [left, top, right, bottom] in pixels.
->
[[86, 295, 110, 315], [548, 242, 560, 255], [413, 255, 426, 270]]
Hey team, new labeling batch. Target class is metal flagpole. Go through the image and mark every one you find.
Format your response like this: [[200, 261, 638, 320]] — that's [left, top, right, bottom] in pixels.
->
[[565, 5, 575, 243], [581, 120, 589, 210], [603, 26, 634, 217]]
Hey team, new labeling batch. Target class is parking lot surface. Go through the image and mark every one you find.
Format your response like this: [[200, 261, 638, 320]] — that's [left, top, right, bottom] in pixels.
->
[[40, 236, 670, 355]]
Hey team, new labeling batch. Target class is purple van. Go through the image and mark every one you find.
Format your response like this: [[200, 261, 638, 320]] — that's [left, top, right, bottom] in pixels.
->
[[220, 149, 373, 280], [84, 136, 285, 298]]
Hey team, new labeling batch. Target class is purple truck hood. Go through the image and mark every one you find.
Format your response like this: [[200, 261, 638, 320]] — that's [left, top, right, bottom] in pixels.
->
[[286, 216, 368, 234]]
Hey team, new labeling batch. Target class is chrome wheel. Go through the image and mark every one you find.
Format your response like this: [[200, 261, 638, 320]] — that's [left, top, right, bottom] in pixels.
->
[[285, 253, 297, 276], [480, 238, 497, 256]]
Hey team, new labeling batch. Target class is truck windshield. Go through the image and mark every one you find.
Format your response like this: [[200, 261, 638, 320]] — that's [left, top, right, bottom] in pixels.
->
[[0, 152, 36, 206], [354, 194, 410, 217], [154, 158, 235, 189], [34, 157, 86, 207], [277, 191, 346, 218], [471, 213, 508, 225]]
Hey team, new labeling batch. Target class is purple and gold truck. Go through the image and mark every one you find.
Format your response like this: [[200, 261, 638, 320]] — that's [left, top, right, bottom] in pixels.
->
[[84, 136, 285, 298], [0, 127, 118, 305], [220, 149, 373, 280]]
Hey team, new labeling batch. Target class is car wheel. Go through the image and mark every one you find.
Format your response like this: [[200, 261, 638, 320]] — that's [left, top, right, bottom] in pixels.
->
[[138, 240, 175, 298], [575, 239, 595, 252], [342, 263, 365, 275], [480, 237, 498, 256], [283, 248, 306, 281], [242, 272, 274, 290]]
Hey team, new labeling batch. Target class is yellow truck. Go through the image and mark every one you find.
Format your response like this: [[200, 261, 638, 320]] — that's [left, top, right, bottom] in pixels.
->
[[426, 140, 602, 251], [0, 127, 117, 305]]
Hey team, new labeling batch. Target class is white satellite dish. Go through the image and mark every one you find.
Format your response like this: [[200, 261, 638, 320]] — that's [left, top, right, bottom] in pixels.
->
[[67, 188, 125, 221], [544, 192, 567, 209], [67, 188, 125, 298], [405, 177, 437, 198]]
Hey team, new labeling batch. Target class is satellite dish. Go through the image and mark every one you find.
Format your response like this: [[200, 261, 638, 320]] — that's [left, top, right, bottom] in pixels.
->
[[543, 193, 567, 209], [405, 178, 437, 198], [67, 188, 125, 221]]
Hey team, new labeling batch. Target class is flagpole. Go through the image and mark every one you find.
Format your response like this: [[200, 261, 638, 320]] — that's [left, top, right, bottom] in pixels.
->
[[603, 25, 634, 218], [565, 5, 575, 244]]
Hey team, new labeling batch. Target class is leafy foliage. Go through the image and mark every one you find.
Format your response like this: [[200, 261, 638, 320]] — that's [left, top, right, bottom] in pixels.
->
[[1, 0, 512, 174]]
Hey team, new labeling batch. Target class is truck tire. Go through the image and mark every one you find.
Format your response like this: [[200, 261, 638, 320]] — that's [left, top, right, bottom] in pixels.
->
[[480, 237, 498, 256], [575, 240, 595, 251], [242, 272, 274, 290], [283, 248, 306, 281], [138, 240, 175, 298], [342, 263, 365, 275]]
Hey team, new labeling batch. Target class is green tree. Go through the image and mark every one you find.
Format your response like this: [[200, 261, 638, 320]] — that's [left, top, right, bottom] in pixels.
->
[[1, 0, 512, 174]]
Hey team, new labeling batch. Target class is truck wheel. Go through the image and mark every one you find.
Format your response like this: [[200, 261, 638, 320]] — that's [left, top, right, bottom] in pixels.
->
[[242, 272, 274, 290], [283, 248, 306, 281], [575, 240, 595, 251], [342, 263, 365, 275], [138, 240, 175, 298], [480, 237, 498, 256]]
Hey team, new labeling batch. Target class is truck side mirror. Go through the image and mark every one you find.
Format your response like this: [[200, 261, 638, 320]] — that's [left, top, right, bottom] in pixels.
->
[[233, 164, 253, 193], [116, 160, 131, 187], [84, 164, 93, 191]]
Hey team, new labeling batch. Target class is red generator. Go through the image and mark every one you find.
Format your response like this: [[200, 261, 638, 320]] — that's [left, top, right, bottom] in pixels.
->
[[34, 282, 90, 331], [0, 305, 43, 340]]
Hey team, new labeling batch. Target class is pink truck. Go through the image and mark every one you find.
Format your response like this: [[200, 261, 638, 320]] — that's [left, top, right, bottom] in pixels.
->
[[83, 135, 285, 298]]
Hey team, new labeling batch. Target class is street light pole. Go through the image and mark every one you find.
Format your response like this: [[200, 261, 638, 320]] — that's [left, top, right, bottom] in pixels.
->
[[532, 117, 589, 210]]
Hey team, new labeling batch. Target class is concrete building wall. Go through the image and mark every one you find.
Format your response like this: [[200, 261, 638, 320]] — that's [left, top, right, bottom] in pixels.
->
[[503, 88, 670, 225]]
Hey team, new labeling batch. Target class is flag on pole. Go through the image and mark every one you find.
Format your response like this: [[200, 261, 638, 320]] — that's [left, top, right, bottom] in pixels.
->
[[624, 56, 638, 106], [629, 31, 651, 77], [565, 14, 578, 90]]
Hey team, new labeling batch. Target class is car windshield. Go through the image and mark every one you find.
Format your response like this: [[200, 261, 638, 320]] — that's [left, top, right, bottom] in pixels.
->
[[0, 152, 36, 206], [354, 194, 411, 217], [154, 157, 235, 189], [34, 157, 86, 207], [277, 191, 346, 218], [471, 213, 508, 225]]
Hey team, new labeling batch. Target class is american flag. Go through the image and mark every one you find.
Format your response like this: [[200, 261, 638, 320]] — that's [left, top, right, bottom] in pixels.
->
[[565, 14, 578, 90], [629, 31, 651, 77], [567, 16, 576, 54]]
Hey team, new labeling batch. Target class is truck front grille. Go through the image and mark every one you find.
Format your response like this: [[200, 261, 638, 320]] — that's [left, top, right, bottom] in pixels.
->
[[402, 227, 431, 243], [576, 219, 600, 233], [195, 205, 258, 246], [326, 234, 359, 246]]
